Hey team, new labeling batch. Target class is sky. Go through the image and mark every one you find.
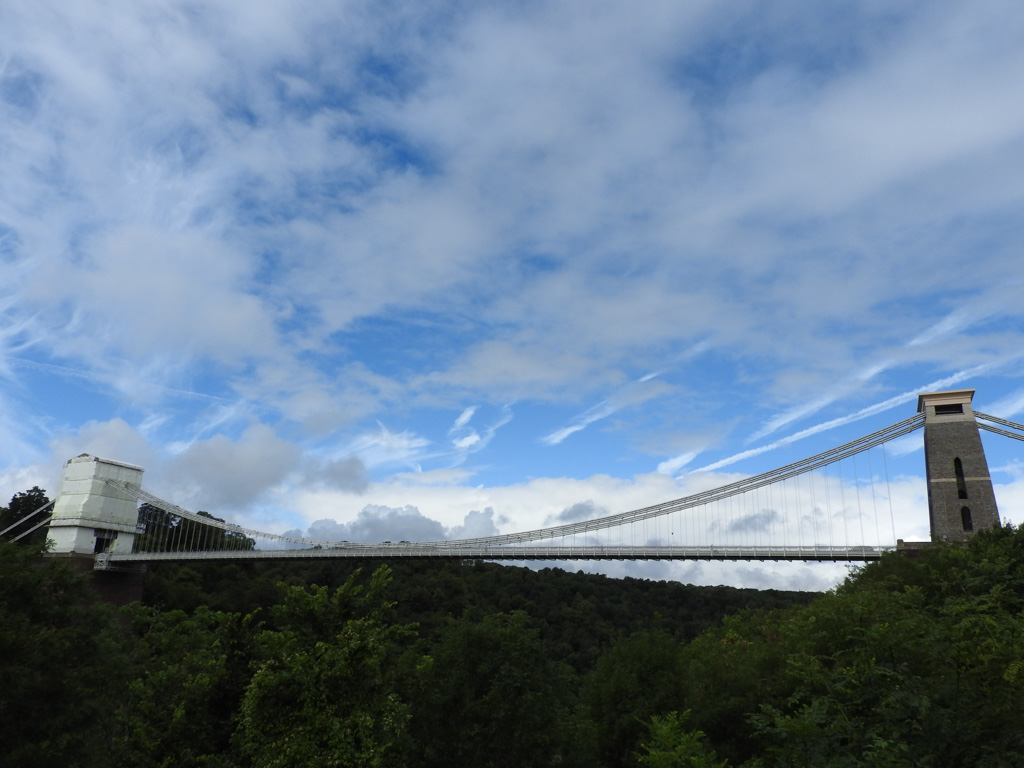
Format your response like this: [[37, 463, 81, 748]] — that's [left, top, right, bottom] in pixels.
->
[[2, 0, 1024, 591]]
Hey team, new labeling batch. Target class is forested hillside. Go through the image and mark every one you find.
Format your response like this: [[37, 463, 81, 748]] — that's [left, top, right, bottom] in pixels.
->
[[142, 557, 810, 672], [4, 494, 1024, 767]]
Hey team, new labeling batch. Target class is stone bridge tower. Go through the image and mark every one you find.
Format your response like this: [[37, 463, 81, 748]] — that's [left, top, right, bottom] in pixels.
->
[[918, 389, 1000, 542]]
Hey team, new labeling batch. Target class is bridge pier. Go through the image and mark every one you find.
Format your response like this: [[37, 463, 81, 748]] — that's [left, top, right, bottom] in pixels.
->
[[917, 390, 1000, 542]]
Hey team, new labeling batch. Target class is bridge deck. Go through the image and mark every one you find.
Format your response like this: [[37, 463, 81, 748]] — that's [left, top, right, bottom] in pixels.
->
[[102, 544, 890, 566]]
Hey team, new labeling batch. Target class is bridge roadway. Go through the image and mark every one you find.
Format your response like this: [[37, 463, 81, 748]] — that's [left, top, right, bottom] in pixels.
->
[[99, 543, 889, 566]]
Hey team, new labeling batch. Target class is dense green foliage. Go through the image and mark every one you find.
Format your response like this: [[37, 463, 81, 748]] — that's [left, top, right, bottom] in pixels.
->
[[0, 540, 129, 768], [142, 558, 809, 672], [668, 525, 1024, 767], [5, 492, 1024, 767], [0, 486, 51, 547], [410, 609, 584, 768], [236, 571, 413, 767]]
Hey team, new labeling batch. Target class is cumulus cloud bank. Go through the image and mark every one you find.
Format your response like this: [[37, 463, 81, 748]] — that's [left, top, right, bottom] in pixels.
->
[[291, 504, 499, 543]]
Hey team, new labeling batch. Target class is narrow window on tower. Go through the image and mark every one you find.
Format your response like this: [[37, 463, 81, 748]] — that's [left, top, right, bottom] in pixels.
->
[[954, 457, 968, 499], [961, 506, 973, 532]]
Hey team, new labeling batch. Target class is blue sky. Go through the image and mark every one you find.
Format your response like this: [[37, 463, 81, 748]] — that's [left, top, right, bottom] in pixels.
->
[[2, 0, 1024, 589]]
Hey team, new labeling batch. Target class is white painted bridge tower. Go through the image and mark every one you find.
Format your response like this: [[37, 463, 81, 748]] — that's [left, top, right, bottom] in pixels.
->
[[47, 454, 144, 556]]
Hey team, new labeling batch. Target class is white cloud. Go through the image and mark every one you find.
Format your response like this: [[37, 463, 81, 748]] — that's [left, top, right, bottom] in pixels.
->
[[541, 376, 674, 446], [49, 418, 159, 479], [347, 423, 431, 470], [541, 401, 617, 446], [451, 406, 477, 431], [448, 507, 500, 539], [32, 226, 278, 364], [545, 500, 610, 525], [161, 423, 302, 510], [5, 0, 1022, 416], [293, 503, 500, 543], [448, 405, 513, 461], [657, 451, 699, 476], [291, 470, 701, 535], [982, 389, 1024, 420], [302, 456, 370, 494], [452, 433, 481, 449], [694, 365, 997, 473], [887, 433, 924, 458], [307, 505, 445, 543]]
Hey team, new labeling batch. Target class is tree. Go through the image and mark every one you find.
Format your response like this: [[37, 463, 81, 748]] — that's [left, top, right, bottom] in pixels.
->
[[0, 541, 130, 767], [410, 610, 586, 768], [651, 526, 1024, 766], [636, 711, 729, 768], [0, 486, 52, 547], [746, 528, 1024, 767], [581, 629, 688, 767], [234, 567, 415, 767], [676, 609, 796, 765], [113, 604, 256, 767]]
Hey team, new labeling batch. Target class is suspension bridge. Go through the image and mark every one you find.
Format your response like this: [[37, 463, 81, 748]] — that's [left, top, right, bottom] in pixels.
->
[[5, 389, 1023, 570]]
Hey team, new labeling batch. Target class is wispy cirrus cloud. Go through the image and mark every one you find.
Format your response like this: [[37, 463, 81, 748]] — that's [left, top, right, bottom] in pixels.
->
[[748, 300, 1006, 444], [982, 389, 1024, 420], [656, 451, 700, 476], [451, 406, 478, 432], [541, 400, 619, 446], [447, 404, 514, 460], [693, 365, 997, 474], [347, 423, 431, 472], [541, 373, 670, 446]]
